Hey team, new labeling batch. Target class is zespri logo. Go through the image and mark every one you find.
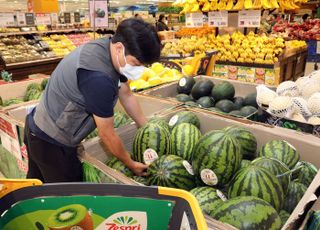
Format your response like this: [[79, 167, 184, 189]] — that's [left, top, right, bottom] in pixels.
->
[[96, 211, 147, 230]]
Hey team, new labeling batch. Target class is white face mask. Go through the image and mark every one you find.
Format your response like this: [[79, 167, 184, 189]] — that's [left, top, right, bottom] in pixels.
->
[[117, 46, 145, 81]]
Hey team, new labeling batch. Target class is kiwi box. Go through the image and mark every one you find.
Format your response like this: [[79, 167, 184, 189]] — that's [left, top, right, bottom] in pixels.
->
[[81, 107, 320, 230], [142, 75, 274, 119], [0, 94, 179, 178], [0, 74, 49, 111]]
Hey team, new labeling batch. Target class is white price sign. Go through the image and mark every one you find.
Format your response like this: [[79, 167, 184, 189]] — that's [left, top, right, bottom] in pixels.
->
[[186, 13, 203, 28], [208, 11, 228, 27], [50, 13, 59, 25], [238, 10, 261, 27], [16, 12, 26, 26], [0, 13, 15, 27], [36, 13, 52, 25]]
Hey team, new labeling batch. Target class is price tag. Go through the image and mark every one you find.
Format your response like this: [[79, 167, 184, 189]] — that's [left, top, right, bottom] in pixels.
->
[[64, 12, 71, 24], [74, 12, 81, 23], [36, 13, 51, 25], [89, 0, 109, 27], [50, 13, 59, 25], [317, 41, 320, 55], [186, 13, 203, 28], [208, 11, 228, 27], [0, 13, 15, 27], [16, 12, 26, 26], [238, 10, 261, 28], [25, 13, 35, 26], [143, 148, 159, 165]]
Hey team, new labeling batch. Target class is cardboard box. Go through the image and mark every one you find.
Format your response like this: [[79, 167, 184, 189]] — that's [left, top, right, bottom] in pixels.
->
[[81, 107, 320, 230], [257, 108, 320, 138], [0, 75, 48, 111], [0, 94, 180, 178]]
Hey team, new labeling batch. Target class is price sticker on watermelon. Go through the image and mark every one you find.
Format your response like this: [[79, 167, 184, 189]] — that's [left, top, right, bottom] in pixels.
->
[[143, 148, 159, 165], [201, 169, 218, 186], [169, 115, 179, 127]]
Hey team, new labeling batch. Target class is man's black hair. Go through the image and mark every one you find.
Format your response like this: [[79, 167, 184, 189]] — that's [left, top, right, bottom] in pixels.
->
[[112, 18, 161, 65], [159, 14, 165, 22]]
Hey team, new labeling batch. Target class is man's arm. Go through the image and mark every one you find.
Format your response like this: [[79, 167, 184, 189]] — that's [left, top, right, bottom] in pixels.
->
[[94, 114, 147, 176], [119, 82, 147, 128]]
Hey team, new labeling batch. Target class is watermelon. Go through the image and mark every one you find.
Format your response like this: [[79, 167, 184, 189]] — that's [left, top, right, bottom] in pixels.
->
[[251, 157, 291, 193], [215, 99, 234, 113], [258, 140, 300, 169], [240, 159, 251, 169], [211, 196, 282, 230], [105, 157, 134, 178], [211, 81, 235, 101], [192, 130, 241, 187], [148, 117, 170, 133], [147, 155, 196, 190], [176, 94, 193, 102], [240, 106, 257, 117], [132, 176, 148, 185], [0, 96, 3, 106], [224, 126, 257, 160], [132, 123, 171, 163], [114, 111, 130, 128], [190, 187, 227, 215], [24, 88, 42, 101], [282, 181, 307, 213], [191, 79, 214, 100], [177, 77, 196, 95], [233, 97, 244, 110], [197, 96, 215, 108], [168, 111, 200, 129], [244, 92, 258, 108], [293, 161, 318, 187], [185, 101, 199, 107], [171, 123, 201, 161], [41, 78, 49, 90], [279, 210, 290, 227], [228, 165, 284, 211], [229, 110, 243, 117], [26, 83, 42, 92]]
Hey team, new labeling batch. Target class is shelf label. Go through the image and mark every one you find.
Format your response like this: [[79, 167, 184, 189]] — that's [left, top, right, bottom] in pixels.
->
[[35, 13, 51, 25], [238, 10, 261, 27], [186, 13, 203, 28], [208, 11, 228, 27], [16, 12, 26, 26], [50, 13, 59, 25], [0, 13, 15, 27], [64, 12, 71, 24], [25, 13, 35, 26], [74, 12, 81, 23], [89, 0, 109, 27]]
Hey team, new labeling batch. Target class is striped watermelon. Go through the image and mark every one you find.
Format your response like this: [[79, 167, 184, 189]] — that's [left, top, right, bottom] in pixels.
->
[[283, 181, 307, 213], [240, 159, 251, 169], [224, 126, 257, 159], [258, 140, 300, 169], [168, 111, 200, 129], [228, 165, 284, 211], [190, 187, 226, 215], [105, 157, 134, 178], [211, 196, 282, 230], [279, 210, 290, 227], [147, 155, 196, 190], [171, 123, 201, 161], [192, 130, 241, 187], [252, 157, 291, 193], [148, 117, 170, 133], [293, 161, 318, 187], [132, 123, 171, 163], [132, 176, 148, 185], [114, 111, 131, 128]]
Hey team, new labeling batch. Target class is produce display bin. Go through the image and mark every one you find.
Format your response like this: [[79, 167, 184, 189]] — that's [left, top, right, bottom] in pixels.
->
[[81, 107, 320, 230], [0, 94, 180, 178], [0, 180, 209, 230], [0, 74, 48, 111]]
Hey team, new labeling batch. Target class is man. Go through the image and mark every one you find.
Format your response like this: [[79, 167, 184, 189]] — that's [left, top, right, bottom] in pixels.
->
[[24, 19, 161, 183]]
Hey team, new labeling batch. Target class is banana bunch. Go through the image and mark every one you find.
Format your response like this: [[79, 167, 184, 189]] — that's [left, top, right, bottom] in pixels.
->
[[174, 0, 308, 12]]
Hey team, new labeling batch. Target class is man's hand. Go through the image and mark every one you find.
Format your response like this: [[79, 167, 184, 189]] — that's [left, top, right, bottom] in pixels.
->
[[127, 161, 148, 176]]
